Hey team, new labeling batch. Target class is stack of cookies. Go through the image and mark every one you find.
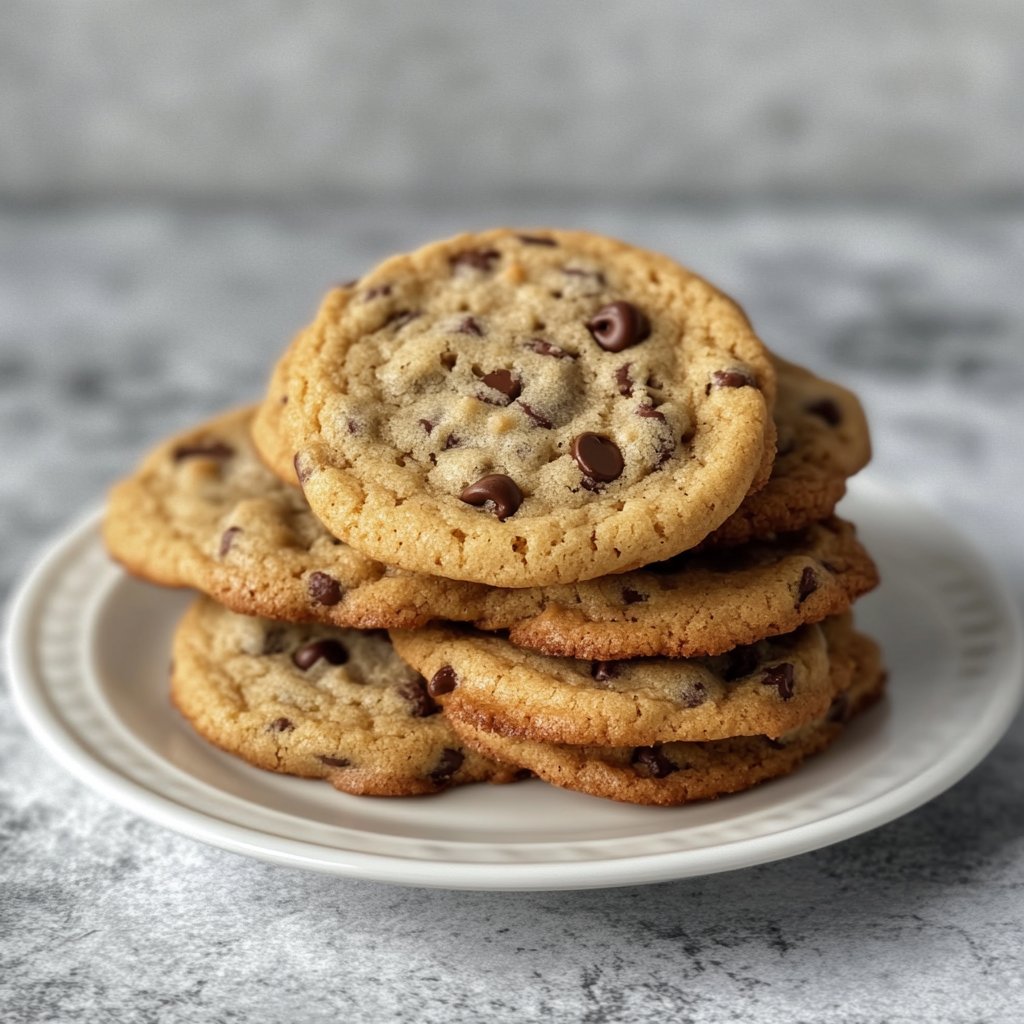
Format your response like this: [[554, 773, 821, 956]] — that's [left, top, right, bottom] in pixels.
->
[[104, 228, 884, 806]]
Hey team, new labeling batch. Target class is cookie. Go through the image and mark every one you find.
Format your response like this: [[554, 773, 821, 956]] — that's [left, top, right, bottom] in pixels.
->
[[257, 346, 866, 551], [279, 228, 777, 586], [170, 596, 520, 796], [105, 408, 876, 656], [391, 616, 856, 747], [703, 355, 870, 547], [446, 629, 885, 806]]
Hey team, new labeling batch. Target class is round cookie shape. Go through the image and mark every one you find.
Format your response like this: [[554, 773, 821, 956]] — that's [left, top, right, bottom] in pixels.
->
[[286, 229, 776, 586], [390, 617, 854, 748], [445, 630, 885, 806], [170, 597, 519, 797]]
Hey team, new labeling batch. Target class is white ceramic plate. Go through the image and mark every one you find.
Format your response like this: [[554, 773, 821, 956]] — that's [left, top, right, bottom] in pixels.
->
[[6, 479, 1023, 890]]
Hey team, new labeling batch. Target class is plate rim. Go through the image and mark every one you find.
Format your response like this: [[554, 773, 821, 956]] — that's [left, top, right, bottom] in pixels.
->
[[6, 480, 1024, 890]]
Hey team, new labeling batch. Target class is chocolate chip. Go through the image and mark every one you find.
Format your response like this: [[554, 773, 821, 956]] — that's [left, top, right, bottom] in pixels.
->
[[457, 316, 484, 336], [218, 526, 242, 557], [724, 644, 761, 681], [636, 403, 666, 422], [519, 403, 553, 429], [451, 249, 500, 272], [526, 338, 574, 359], [428, 666, 458, 697], [680, 681, 708, 708], [797, 567, 819, 605], [346, 419, 360, 435], [806, 397, 842, 426], [443, 433, 461, 450], [460, 474, 523, 520], [440, 352, 458, 370], [363, 284, 392, 300], [307, 572, 342, 606], [827, 693, 850, 723], [430, 748, 464, 786], [266, 717, 294, 733], [762, 663, 796, 700], [419, 418, 435, 435], [622, 588, 647, 605], [292, 639, 349, 670], [518, 234, 557, 247], [400, 677, 441, 718], [586, 301, 651, 352], [591, 661, 619, 682], [384, 309, 420, 330], [615, 364, 633, 397], [172, 441, 234, 462], [318, 755, 351, 768], [481, 369, 522, 402], [631, 746, 679, 779], [571, 433, 624, 483], [707, 368, 757, 392]]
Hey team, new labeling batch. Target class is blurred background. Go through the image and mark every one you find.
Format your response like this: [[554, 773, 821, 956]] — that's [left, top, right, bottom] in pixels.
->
[[3, 5, 1024, 1021]]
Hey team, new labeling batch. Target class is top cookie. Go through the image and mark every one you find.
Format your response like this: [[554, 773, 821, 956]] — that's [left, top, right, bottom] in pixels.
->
[[282, 229, 776, 587]]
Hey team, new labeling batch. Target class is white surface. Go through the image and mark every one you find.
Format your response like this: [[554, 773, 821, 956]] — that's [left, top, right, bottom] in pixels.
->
[[7, 481, 1022, 891]]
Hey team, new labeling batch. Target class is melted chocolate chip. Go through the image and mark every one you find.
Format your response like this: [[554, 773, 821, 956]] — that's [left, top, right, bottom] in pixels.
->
[[519, 403, 553, 429], [631, 746, 679, 779], [266, 717, 294, 733], [218, 526, 242, 557], [400, 678, 441, 718], [172, 441, 234, 462], [636, 403, 666, 422], [526, 338, 574, 359], [428, 666, 458, 697], [586, 301, 651, 352], [707, 368, 757, 392], [591, 661, 620, 682], [518, 234, 557, 247], [318, 755, 351, 768], [481, 369, 522, 402], [761, 663, 796, 700], [307, 572, 342, 606], [430, 748, 464, 786], [460, 474, 523, 520], [451, 249, 500, 272], [680, 681, 708, 708], [622, 588, 647, 605], [571, 433, 624, 483], [457, 316, 484, 336], [292, 639, 349, 670], [615, 364, 634, 397], [806, 397, 842, 426], [797, 567, 819, 605]]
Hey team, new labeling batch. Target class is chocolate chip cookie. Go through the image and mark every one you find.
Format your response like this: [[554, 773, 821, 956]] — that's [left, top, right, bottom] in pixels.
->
[[105, 408, 875, 656], [391, 616, 856, 748], [445, 628, 885, 806], [171, 596, 519, 796], [280, 229, 777, 586]]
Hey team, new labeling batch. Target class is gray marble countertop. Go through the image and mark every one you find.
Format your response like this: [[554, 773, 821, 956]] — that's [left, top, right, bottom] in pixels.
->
[[2, 203, 1023, 1023]]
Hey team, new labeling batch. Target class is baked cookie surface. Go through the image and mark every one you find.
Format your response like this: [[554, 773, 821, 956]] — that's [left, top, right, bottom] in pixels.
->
[[171, 597, 519, 796], [446, 629, 885, 806], [391, 616, 856, 747], [284, 228, 776, 586]]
